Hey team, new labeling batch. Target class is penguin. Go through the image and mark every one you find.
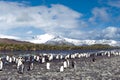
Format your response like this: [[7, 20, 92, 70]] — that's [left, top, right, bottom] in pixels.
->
[[33, 55, 36, 60], [49, 54, 53, 61], [36, 56, 40, 62], [72, 60, 76, 69], [12, 56, 16, 63], [108, 52, 111, 57], [92, 57, 96, 62], [27, 61, 33, 71], [56, 54, 59, 60], [66, 59, 70, 68], [27, 56, 34, 71], [18, 64, 24, 74], [60, 55, 63, 60], [17, 57, 22, 69], [9, 57, 12, 63], [41, 57, 45, 63], [63, 61, 67, 68], [46, 62, 50, 70], [17, 57, 24, 74], [60, 66, 64, 72], [6, 55, 9, 62], [65, 54, 70, 59], [30, 63, 34, 70], [15, 58, 19, 64], [0, 58, 3, 71]]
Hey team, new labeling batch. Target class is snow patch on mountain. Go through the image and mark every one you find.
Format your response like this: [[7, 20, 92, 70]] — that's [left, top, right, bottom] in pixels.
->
[[49, 36, 66, 42], [65, 38, 119, 46], [46, 36, 74, 45], [27, 34, 120, 46], [28, 34, 54, 44], [64, 38, 80, 46]]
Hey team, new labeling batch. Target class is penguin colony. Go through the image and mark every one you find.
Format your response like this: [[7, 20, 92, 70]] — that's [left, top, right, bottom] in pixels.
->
[[0, 50, 120, 74]]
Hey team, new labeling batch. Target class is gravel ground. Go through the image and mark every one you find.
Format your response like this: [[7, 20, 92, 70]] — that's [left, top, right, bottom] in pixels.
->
[[0, 56, 120, 80]]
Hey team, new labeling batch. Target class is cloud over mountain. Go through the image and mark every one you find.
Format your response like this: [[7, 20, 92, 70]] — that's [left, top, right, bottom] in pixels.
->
[[0, 1, 120, 41], [0, 1, 84, 36]]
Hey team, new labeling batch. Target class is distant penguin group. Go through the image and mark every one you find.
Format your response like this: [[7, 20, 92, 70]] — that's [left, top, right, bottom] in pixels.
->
[[59, 59, 72, 72], [0, 50, 120, 74]]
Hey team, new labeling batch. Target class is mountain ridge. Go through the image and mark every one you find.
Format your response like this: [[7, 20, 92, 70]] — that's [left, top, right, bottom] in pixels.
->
[[27, 34, 120, 46], [0, 34, 120, 46]]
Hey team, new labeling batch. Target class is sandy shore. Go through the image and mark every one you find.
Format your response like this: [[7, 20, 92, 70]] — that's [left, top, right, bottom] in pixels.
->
[[0, 56, 120, 80]]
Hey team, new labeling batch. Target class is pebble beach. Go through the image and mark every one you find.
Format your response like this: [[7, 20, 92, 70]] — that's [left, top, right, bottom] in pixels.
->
[[0, 54, 120, 80]]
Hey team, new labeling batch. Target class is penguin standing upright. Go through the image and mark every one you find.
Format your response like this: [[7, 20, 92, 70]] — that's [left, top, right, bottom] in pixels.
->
[[36, 56, 40, 62], [60, 66, 64, 72], [72, 60, 76, 69], [9, 57, 12, 63], [46, 62, 50, 70], [108, 53, 111, 57], [6, 56, 9, 61], [19, 63, 24, 74], [28, 61, 33, 71], [63, 61, 67, 68], [42, 57, 45, 63], [0, 58, 3, 71], [66, 59, 70, 68], [27, 56, 34, 71], [17, 57, 24, 74], [49, 54, 53, 61], [12, 56, 16, 63]]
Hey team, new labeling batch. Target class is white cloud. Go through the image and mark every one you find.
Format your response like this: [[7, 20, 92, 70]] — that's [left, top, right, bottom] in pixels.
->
[[0, 34, 20, 40], [0, 1, 84, 36], [85, 26, 120, 40], [89, 7, 110, 24], [1, 1, 119, 41], [101, 27, 120, 40], [66, 26, 120, 40]]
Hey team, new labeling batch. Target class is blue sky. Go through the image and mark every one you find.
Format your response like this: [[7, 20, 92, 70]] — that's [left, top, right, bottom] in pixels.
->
[[0, 0, 120, 40]]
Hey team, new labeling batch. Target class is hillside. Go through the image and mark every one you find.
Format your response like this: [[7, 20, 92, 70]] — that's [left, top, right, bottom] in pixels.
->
[[0, 38, 30, 44], [0, 38, 117, 51]]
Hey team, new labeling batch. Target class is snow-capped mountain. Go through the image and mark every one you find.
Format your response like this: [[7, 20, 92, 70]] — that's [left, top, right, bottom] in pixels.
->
[[27, 34, 120, 46], [46, 36, 74, 45], [27, 34, 54, 44], [27, 34, 73, 45], [65, 38, 119, 46], [0, 34, 119, 46], [68, 39, 119, 46]]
